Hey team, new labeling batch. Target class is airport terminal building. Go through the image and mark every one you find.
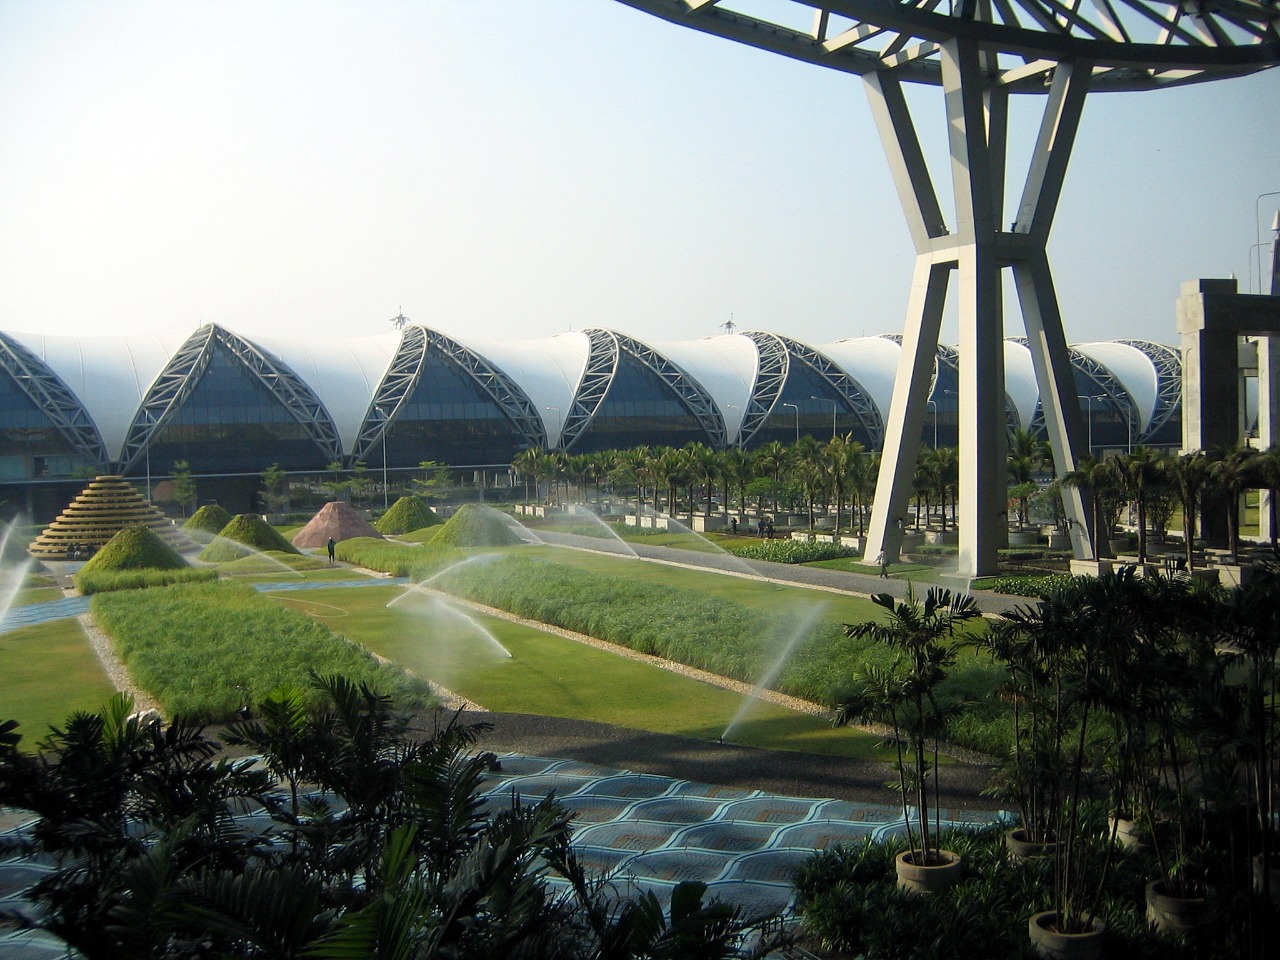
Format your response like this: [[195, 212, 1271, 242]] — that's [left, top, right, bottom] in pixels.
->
[[0, 323, 1182, 518]]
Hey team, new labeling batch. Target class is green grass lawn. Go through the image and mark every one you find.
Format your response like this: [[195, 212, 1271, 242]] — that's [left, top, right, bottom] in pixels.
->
[[0, 618, 117, 742], [267, 581, 887, 760], [13, 585, 65, 606]]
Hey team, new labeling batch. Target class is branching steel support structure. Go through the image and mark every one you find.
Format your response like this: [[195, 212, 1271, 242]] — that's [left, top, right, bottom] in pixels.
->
[[862, 49, 1093, 574]]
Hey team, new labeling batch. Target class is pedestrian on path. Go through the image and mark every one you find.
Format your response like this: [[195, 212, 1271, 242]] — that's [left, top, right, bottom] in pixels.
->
[[875, 550, 889, 579], [326, 537, 336, 565]]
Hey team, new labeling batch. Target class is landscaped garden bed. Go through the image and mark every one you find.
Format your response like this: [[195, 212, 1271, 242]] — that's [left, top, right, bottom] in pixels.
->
[[91, 580, 432, 720]]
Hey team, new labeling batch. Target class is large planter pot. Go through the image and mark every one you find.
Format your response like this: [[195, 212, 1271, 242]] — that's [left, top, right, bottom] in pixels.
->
[[1253, 854, 1280, 904], [894, 849, 963, 895], [1145, 880, 1212, 938], [1107, 815, 1150, 853], [1006, 827, 1058, 861], [1028, 911, 1107, 960], [1008, 528, 1042, 546]]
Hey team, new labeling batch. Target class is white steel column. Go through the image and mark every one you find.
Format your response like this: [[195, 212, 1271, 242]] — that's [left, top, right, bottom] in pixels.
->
[[864, 42, 1096, 577]]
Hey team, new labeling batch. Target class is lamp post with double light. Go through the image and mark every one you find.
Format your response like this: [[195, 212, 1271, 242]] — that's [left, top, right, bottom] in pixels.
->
[[781, 402, 799, 444]]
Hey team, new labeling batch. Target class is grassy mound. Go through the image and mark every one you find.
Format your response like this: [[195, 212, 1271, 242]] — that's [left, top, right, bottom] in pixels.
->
[[373, 496, 442, 535], [399, 525, 442, 544], [80, 525, 189, 573], [431, 504, 523, 548], [199, 514, 301, 563], [182, 504, 233, 537]]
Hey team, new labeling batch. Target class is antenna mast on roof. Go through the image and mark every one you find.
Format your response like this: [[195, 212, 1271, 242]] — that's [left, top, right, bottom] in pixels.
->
[[721, 314, 736, 335], [389, 307, 410, 330]]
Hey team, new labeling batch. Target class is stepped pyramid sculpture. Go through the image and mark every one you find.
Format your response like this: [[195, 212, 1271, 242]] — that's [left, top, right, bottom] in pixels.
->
[[28, 475, 194, 560]]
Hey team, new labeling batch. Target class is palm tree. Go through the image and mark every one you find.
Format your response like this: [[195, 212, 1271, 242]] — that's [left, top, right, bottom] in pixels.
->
[[720, 447, 752, 521], [1209, 443, 1261, 563], [838, 588, 980, 868], [753, 440, 789, 514], [1164, 450, 1212, 571], [1116, 446, 1168, 564], [1063, 454, 1125, 559], [1254, 443, 1280, 554], [685, 442, 720, 515]]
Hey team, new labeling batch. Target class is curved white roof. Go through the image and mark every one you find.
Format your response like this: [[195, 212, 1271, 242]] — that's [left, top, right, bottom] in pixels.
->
[[820, 336, 903, 418], [1074, 341, 1159, 431], [6, 331, 189, 460], [650, 334, 758, 438], [447, 331, 589, 447], [250, 333, 399, 451], [1003, 341, 1041, 431]]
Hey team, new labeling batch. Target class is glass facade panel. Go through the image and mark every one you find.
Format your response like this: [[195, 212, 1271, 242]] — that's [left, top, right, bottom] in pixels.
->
[[748, 366, 875, 449], [0, 374, 87, 478], [146, 346, 327, 473], [383, 350, 526, 466], [571, 357, 708, 453]]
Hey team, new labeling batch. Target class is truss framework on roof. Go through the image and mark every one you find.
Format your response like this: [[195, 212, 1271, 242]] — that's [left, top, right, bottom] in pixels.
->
[[118, 325, 342, 473], [351, 325, 429, 463], [560, 329, 621, 450], [354, 327, 546, 462], [1120, 338, 1183, 443], [0, 332, 108, 467], [617, 332, 728, 448], [748, 332, 886, 447], [738, 332, 791, 447]]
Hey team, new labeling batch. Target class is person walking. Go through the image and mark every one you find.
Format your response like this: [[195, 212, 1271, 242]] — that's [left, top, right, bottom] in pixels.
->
[[875, 550, 889, 579], [326, 537, 336, 565]]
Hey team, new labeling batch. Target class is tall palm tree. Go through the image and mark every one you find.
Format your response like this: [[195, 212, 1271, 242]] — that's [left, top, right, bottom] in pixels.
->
[[1209, 442, 1261, 564], [1254, 443, 1280, 554], [720, 447, 752, 521], [753, 440, 789, 514], [1164, 450, 1212, 571], [1116, 446, 1168, 564], [1063, 454, 1125, 559]]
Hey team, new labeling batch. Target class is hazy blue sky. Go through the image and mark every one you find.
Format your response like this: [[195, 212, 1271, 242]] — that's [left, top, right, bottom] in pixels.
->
[[1, 0, 1277, 350]]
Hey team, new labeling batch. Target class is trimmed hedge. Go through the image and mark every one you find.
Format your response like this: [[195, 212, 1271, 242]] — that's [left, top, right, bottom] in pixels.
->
[[729, 539, 860, 564], [199, 514, 300, 562], [91, 581, 431, 721], [335, 538, 464, 579], [75, 567, 218, 595]]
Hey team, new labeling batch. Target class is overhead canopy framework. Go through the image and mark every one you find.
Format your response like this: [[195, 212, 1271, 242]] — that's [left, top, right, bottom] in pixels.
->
[[615, 0, 1279, 576]]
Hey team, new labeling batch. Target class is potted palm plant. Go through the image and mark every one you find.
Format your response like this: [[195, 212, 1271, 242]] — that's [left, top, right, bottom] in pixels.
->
[[837, 586, 980, 894], [1002, 574, 1134, 959]]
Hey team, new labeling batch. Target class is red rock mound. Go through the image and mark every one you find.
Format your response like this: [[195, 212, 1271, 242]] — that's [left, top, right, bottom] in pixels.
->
[[291, 501, 384, 548]]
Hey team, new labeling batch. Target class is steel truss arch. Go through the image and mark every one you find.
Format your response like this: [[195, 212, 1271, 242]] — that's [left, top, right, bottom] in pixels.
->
[[0, 332, 108, 467], [118, 325, 343, 473], [1118, 338, 1182, 443], [351, 325, 429, 463], [562, 329, 621, 450], [417, 329, 547, 454], [1027, 346, 1140, 442], [766, 332, 886, 446], [738, 332, 790, 447], [612, 332, 728, 448]]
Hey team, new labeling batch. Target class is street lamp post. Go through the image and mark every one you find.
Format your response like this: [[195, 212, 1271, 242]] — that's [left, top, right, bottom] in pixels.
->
[[1256, 191, 1280, 294], [809, 396, 838, 440], [377, 406, 390, 510], [781, 402, 799, 443]]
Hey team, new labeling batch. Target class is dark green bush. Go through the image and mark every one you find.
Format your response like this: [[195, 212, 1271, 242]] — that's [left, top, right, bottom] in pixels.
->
[[729, 539, 860, 564]]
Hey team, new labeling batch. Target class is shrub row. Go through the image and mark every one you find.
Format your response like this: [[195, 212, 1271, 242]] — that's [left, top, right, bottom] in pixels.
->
[[74, 567, 218, 595], [977, 573, 1075, 597], [91, 581, 432, 721], [728, 539, 860, 564]]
